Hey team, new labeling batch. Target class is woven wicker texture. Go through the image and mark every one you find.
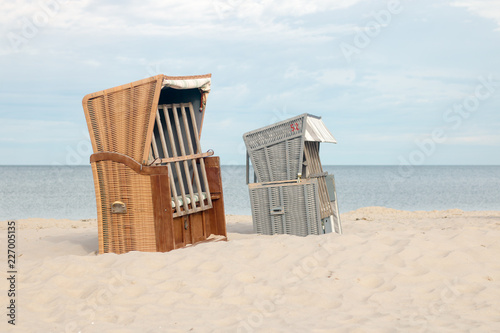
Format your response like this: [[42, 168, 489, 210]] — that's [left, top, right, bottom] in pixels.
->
[[249, 180, 322, 237], [85, 80, 157, 163], [243, 115, 306, 182], [244, 114, 305, 150], [92, 160, 156, 254]]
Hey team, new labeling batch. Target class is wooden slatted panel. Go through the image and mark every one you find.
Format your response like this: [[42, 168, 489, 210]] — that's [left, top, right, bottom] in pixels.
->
[[186, 103, 213, 209], [172, 103, 198, 213], [154, 109, 181, 213], [150, 103, 212, 217], [182, 104, 206, 210], [304, 141, 334, 219], [162, 104, 190, 213]]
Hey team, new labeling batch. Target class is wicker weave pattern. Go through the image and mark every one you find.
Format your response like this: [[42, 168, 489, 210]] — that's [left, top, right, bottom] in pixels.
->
[[284, 181, 321, 236], [244, 115, 305, 150], [246, 133, 304, 182], [92, 160, 157, 254], [243, 126, 304, 182], [86, 81, 157, 163], [243, 115, 306, 182], [249, 180, 321, 237]]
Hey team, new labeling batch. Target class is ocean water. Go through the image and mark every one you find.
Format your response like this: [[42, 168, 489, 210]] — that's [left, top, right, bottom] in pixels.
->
[[0, 165, 498, 220]]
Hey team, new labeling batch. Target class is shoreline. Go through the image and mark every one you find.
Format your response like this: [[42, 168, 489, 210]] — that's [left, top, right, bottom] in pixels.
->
[[2, 206, 499, 228]]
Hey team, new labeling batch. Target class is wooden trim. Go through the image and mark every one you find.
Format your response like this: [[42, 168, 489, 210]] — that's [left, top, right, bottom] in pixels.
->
[[90, 152, 169, 175], [204, 156, 227, 237], [82, 74, 211, 107], [198, 93, 207, 136], [151, 150, 214, 164], [308, 172, 328, 178], [142, 77, 164, 163], [151, 174, 175, 252], [82, 96, 98, 154], [82, 75, 161, 101], [205, 156, 223, 194], [212, 197, 227, 237], [248, 179, 308, 188]]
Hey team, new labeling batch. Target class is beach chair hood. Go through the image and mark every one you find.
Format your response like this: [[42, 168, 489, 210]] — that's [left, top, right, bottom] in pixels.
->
[[83, 74, 211, 165]]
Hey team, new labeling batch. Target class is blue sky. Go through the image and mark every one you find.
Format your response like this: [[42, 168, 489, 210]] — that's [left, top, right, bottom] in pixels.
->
[[1, 0, 499, 165]]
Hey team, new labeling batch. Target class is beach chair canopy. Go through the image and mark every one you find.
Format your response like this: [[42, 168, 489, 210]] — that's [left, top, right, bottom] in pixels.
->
[[83, 74, 212, 165], [243, 113, 337, 183], [304, 115, 337, 143]]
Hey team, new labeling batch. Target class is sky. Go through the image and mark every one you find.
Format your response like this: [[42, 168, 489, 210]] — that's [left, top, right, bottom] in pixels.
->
[[1, 0, 499, 166]]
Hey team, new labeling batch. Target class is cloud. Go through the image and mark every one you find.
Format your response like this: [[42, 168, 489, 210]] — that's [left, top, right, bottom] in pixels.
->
[[316, 68, 357, 86], [284, 65, 356, 86], [81, 59, 101, 67], [0, 118, 86, 143], [350, 133, 416, 143], [443, 134, 500, 145], [451, 0, 500, 30], [211, 84, 250, 104], [211, 0, 365, 21], [1, 0, 364, 55], [2, 0, 362, 32]]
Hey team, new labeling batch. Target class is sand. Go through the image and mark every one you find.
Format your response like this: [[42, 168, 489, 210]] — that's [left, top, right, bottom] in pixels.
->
[[1, 207, 500, 332]]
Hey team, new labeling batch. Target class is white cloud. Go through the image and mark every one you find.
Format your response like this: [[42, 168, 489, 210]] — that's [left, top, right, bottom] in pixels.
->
[[1, 0, 363, 55], [316, 68, 357, 86], [351, 133, 416, 143], [451, 0, 500, 30], [2, 0, 362, 31], [284, 65, 356, 86], [212, 0, 365, 21], [444, 134, 500, 145], [210, 84, 251, 105], [0, 118, 85, 143], [1, 0, 499, 165], [360, 69, 487, 104], [81, 59, 101, 67]]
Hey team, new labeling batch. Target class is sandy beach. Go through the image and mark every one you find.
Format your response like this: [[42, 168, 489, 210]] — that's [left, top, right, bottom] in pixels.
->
[[1, 207, 500, 332]]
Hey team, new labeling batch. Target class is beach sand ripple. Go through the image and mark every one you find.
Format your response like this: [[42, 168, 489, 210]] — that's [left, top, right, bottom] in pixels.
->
[[1, 207, 500, 332]]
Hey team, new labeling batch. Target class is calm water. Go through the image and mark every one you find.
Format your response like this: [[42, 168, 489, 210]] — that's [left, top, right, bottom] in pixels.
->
[[0, 166, 499, 220]]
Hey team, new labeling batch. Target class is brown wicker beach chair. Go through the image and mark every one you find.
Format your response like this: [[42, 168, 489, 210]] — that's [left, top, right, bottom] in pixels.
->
[[82, 74, 227, 254]]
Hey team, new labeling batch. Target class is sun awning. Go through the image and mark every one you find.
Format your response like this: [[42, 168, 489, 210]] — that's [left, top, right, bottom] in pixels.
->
[[304, 116, 337, 143], [162, 77, 211, 93]]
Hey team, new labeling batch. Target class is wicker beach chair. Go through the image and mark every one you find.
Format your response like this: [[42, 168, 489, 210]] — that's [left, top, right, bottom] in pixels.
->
[[83, 74, 227, 254], [243, 114, 342, 236]]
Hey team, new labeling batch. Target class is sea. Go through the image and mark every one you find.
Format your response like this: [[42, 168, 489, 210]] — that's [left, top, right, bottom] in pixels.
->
[[0, 165, 499, 220]]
